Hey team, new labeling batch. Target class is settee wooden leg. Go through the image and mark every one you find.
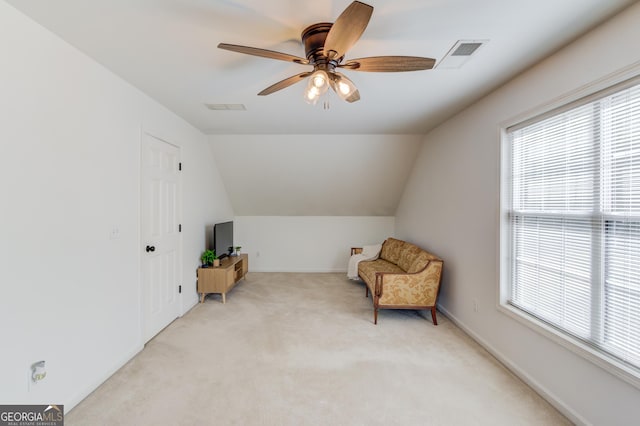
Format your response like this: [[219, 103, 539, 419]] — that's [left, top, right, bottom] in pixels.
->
[[374, 308, 378, 325], [365, 286, 369, 298], [431, 307, 438, 325]]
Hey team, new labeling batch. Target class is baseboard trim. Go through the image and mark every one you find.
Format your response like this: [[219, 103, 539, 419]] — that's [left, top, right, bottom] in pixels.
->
[[65, 344, 144, 413], [249, 268, 346, 273], [437, 305, 588, 426]]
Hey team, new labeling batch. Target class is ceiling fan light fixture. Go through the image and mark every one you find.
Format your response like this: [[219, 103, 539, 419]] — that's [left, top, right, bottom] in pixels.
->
[[330, 72, 358, 102], [337, 81, 352, 96], [304, 85, 321, 105], [304, 70, 330, 104], [310, 70, 329, 90]]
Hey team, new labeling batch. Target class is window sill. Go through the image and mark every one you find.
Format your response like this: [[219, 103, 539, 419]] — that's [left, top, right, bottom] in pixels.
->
[[497, 302, 640, 391]]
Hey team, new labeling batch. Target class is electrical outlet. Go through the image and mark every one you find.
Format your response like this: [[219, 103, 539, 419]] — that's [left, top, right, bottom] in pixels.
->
[[28, 360, 46, 391]]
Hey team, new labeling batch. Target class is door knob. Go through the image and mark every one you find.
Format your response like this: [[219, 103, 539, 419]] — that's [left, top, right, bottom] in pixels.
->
[[146, 245, 156, 253]]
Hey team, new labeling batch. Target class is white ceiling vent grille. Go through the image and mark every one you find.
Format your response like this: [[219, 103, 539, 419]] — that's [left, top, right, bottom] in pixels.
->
[[437, 40, 488, 69], [205, 103, 247, 111], [452, 42, 483, 56]]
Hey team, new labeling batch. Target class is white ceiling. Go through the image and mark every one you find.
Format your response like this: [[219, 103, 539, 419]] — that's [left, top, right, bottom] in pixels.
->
[[5, 0, 636, 216], [5, 0, 635, 135]]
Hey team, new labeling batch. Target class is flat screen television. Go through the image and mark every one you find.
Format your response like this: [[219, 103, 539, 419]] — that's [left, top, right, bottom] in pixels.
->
[[213, 221, 234, 259]]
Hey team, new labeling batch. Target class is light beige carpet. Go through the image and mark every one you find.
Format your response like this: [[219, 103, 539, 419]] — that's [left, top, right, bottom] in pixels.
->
[[67, 273, 570, 425]]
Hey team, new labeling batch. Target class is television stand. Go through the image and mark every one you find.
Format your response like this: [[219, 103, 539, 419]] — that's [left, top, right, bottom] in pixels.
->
[[197, 253, 248, 303]]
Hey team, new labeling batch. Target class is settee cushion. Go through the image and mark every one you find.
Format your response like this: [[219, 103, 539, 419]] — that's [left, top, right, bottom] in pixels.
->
[[379, 237, 405, 265], [358, 259, 404, 285], [397, 242, 422, 272], [380, 238, 434, 274], [407, 250, 435, 274]]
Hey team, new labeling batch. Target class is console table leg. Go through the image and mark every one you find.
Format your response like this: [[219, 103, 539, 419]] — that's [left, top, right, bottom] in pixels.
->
[[222, 293, 226, 304], [200, 293, 204, 303]]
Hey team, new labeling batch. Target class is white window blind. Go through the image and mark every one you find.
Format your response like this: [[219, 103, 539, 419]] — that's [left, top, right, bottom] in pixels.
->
[[508, 78, 640, 371]]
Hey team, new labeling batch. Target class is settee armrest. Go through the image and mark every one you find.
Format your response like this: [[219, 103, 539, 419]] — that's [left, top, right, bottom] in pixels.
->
[[375, 260, 443, 307], [351, 247, 363, 256]]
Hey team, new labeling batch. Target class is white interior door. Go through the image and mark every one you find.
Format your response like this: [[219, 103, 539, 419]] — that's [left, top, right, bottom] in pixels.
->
[[141, 133, 181, 342]]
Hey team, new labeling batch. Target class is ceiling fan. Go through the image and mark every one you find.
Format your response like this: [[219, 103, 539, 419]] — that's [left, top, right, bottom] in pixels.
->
[[218, 1, 435, 104]]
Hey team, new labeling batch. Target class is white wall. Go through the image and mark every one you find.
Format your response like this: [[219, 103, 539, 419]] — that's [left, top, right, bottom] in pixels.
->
[[0, 2, 233, 411], [179, 139, 234, 307], [235, 216, 394, 272], [395, 3, 640, 425]]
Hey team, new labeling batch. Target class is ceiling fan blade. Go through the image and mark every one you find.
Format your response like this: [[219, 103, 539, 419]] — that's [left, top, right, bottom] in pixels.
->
[[323, 1, 374, 60], [218, 43, 309, 65], [258, 72, 312, 96], [339, 56, 436, 72]]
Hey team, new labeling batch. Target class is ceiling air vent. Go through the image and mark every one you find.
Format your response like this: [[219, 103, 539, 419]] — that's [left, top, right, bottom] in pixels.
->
[[205, 103, 247, 111], [452, 42, 482, 56], [437, 40, 488, 69]]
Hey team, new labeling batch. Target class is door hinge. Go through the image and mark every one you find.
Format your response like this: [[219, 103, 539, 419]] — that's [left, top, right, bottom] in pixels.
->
[[179, 285, 182, 294], [179, 224, 182, 232], [179, 162, 182, 171]]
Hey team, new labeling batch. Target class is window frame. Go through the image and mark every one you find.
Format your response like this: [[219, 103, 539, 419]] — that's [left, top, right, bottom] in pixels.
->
[[499, 68, 640, 390]]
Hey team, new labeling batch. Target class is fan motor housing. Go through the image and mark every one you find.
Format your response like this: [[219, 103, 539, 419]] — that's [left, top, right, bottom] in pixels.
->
[[301, 22, 341, 70]]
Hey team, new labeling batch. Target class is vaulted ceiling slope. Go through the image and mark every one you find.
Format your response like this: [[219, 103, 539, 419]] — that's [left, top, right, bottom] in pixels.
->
[[209, 135, 422, 216], [5, 0, 635, 135]]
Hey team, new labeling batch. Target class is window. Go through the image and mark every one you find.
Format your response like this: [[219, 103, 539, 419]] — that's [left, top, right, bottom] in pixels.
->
[[505, 77, 640, 374]]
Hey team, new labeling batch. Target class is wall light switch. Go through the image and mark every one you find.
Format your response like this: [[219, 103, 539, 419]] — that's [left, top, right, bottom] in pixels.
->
[[109, 228, 120, 240]]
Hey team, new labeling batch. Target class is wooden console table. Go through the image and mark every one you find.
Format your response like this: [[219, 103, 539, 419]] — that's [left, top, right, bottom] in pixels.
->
[[197, 253, 248, 303]]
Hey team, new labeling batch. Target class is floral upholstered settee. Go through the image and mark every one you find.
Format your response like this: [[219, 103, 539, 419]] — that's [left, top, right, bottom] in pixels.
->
[[351, 238, 443, 325]]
